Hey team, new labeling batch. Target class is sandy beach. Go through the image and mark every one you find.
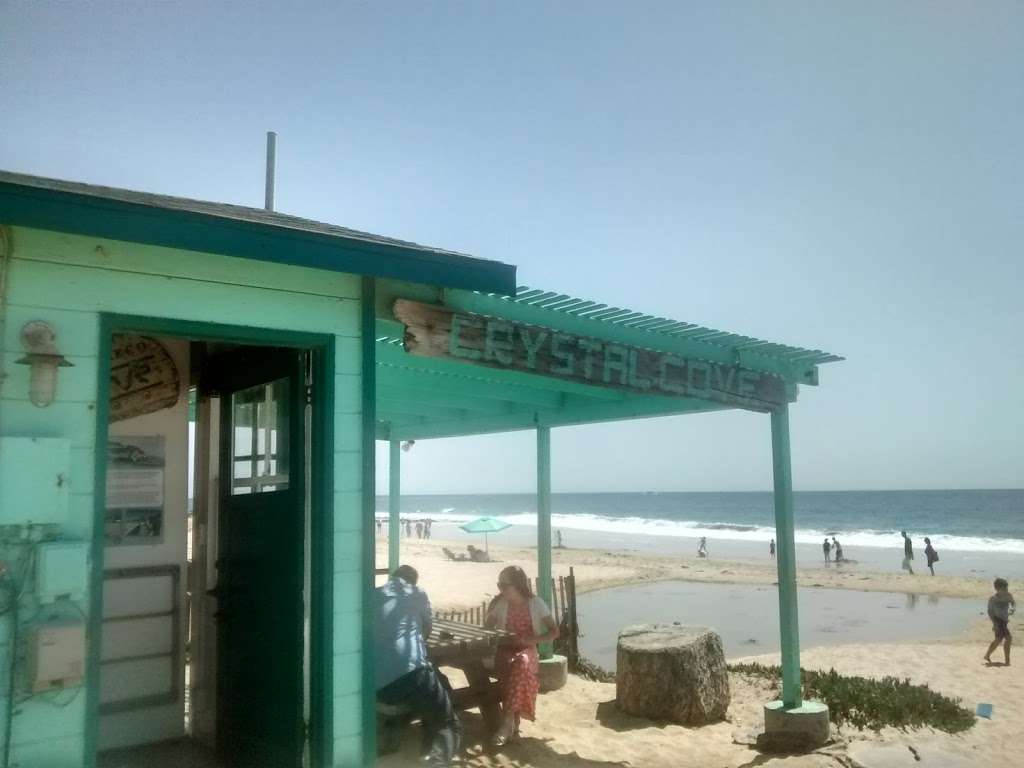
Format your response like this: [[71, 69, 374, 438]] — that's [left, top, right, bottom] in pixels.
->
[[379, 641, 1021, 768], [381, 537, 995, 612], [377, 536, 1020, 767]]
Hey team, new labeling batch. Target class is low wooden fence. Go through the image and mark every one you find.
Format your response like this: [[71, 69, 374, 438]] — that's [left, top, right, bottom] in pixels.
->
[[434, 567, 580, 667]]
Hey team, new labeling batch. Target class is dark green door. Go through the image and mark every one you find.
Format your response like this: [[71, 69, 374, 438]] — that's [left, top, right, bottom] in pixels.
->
[[207, 348, 306, 768]]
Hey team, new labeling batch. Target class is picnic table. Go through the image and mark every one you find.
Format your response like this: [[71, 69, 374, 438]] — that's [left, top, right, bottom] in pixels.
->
[[427, 617, 513, 731]]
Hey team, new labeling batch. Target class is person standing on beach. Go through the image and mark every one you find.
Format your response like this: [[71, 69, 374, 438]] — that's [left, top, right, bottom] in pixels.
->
[[822, 537, 832, 564], [485, 565, 560, 747], [901, 531, 915, 574], [924, 537, 939, 576], [831, 536, 843, 562], [697, 537, 708, 558], [984, 578, 1015, 666], [769, 539, 776, 559], [415, 520, 424, 539]]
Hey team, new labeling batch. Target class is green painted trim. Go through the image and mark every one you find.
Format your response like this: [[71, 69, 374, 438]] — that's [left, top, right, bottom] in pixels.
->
[[0, 180, 517, 295], [387, 395, 724, 440], [377, 359, 574, 407], [378, 386, 522, 415], [377, 342, 621, 402], [536, 426, 553, 660], [311, 340, 336, 768], [770, 405, 802, 708], [360, 277, 378, 764], [388, 439, 401, 572], [377, 399, 472, 422], [97, 313, 333, 348], [84, 317, 113, 768], [87, 314, 336, 768]]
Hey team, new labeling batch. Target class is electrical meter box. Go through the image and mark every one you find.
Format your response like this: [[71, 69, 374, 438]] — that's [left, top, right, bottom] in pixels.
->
[[28, 620, 86, 692], [35, 540, 89, 603]]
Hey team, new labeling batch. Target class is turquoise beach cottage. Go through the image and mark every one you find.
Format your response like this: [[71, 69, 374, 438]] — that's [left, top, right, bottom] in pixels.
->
[[0, 170, 840, 767]]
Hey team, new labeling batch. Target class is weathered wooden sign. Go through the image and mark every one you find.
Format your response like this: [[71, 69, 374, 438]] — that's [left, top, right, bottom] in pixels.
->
[[109, 335, 181, 422], [393, 300, 786, 410]]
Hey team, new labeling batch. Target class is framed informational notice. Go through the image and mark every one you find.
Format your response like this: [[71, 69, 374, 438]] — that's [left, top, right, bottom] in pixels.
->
[[105, 436, 165, 544]]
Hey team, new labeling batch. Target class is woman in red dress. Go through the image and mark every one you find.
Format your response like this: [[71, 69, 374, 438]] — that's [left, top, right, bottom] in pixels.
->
[[485, 565, 560, 746]]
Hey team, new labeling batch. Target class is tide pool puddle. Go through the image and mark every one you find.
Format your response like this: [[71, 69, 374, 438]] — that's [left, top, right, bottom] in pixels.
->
[[577, 581, 982, 671]]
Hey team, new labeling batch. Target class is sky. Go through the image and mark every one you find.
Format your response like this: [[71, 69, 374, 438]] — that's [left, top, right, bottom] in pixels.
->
[[2, 1, 1022, 493]]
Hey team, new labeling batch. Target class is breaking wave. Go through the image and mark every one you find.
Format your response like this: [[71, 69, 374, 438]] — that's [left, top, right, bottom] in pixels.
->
[[376, 508, 1024, 554]]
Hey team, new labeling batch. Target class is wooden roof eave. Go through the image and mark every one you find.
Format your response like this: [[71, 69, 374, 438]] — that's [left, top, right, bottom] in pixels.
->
[[0, 173, 517, 294]]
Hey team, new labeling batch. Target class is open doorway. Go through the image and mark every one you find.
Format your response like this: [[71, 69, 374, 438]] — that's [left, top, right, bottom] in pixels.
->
[[96, 331, 321, 768]]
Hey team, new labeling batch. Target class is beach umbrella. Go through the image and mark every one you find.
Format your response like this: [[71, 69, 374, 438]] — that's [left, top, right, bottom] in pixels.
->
[[459, 516, 511, 553]]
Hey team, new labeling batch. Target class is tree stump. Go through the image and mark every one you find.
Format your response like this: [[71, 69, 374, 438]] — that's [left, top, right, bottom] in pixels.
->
[[616, 623, 730, 724]]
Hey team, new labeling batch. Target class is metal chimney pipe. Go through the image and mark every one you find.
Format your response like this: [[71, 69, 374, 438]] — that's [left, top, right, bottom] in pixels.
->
[[264, 131, 277, 211]]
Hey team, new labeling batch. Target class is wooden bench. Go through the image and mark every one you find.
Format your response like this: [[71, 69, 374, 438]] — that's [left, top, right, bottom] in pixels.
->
[[376, 701, 412, 755], [376, 619, 513, 755]]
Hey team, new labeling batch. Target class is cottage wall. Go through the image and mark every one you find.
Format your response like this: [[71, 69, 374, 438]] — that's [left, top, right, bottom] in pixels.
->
[[0, 225, 369, 766]]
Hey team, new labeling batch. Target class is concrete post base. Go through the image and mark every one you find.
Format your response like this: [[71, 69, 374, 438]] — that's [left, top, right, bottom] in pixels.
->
[[538, 654, 568, 692], [756, 700, 830, 752]]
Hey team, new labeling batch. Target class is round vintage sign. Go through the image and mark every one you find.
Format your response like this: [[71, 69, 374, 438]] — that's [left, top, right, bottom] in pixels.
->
[[109, 335, 181, 422]]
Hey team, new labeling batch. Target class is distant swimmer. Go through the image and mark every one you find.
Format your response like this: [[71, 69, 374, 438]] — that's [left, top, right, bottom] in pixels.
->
[[769, 539, 776, 559], [697, 537, 708, 558], [924, 537, 939, 576], [901, 531, 915, 575]]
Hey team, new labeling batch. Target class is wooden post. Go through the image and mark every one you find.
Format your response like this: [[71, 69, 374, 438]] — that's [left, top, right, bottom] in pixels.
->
[[771, 404, 802, 708], [568, 567, 579, 666], [558, 576, 567, 623], [536, 425, 554, 659], [388, 439, 401, 572]]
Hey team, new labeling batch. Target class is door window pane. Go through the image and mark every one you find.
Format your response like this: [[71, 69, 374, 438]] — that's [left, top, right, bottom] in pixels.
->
[[231, 378, 289, 494]]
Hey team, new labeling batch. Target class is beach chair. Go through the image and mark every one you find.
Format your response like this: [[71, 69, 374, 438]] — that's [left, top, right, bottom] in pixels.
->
[[442, 546, 468, 561]]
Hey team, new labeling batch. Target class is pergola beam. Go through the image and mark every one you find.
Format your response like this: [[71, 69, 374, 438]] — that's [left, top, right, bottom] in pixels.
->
[[377, 342, 624, 403], [388, 394, 723, 441], [377, 398, 470, 422], [378, 386, 520, 415], [441, 288, 822, 384], [377, 368, 564, 409]]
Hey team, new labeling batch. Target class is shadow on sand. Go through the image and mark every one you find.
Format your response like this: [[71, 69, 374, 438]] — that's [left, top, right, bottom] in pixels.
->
[[594, 699, 709, 734], [378, 710, 630, 767]]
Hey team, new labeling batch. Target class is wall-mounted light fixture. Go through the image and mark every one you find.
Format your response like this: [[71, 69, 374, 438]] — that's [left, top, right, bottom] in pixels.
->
[[16, 321, 73, 408]]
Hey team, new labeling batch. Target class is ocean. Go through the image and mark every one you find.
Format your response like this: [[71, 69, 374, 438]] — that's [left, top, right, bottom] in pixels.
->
[[377, 489, 1024, 554]]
